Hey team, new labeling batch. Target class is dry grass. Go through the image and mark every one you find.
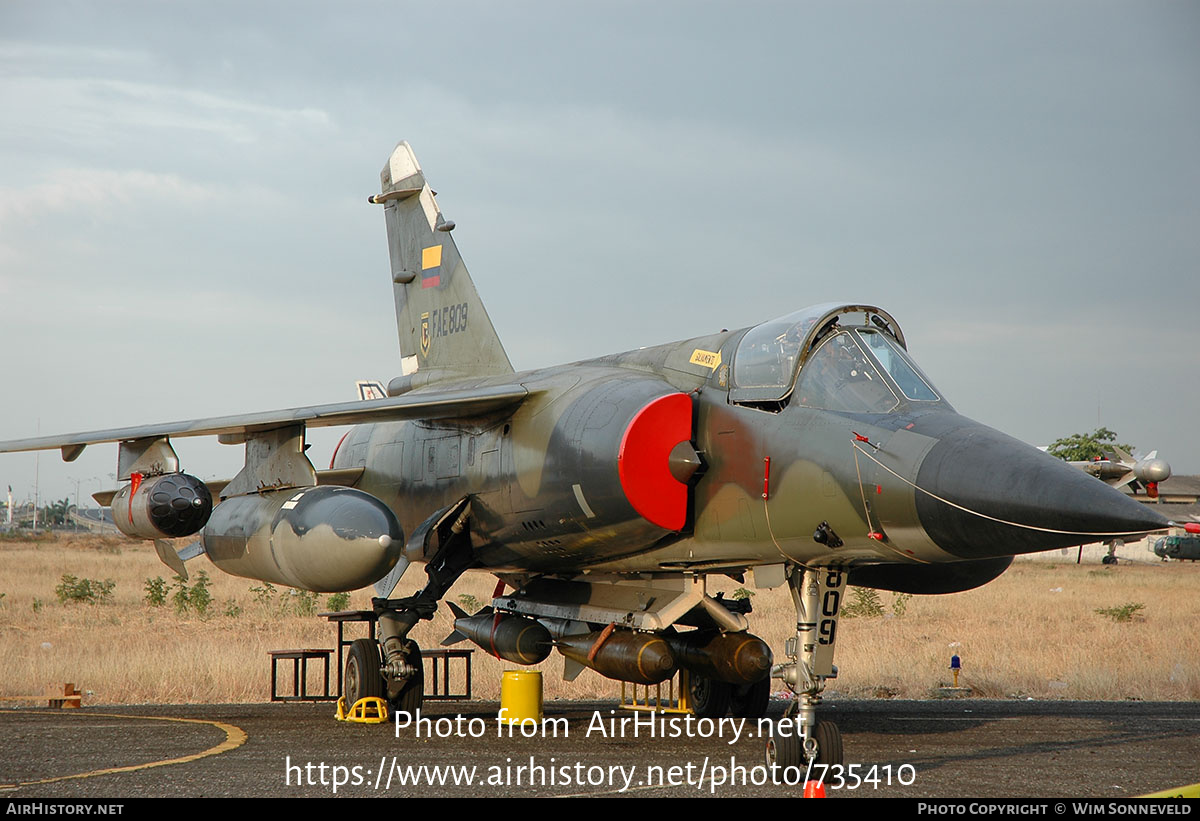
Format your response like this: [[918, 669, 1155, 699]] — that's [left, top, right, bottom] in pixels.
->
[[1, 534, 1196, 705]]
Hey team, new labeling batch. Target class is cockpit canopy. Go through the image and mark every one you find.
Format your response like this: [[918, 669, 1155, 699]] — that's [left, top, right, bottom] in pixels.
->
[[730, 303, 946, 412]]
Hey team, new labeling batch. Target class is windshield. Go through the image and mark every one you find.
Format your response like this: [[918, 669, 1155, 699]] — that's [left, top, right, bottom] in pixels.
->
[[855, 329, 940, 401], [794, 328, 945, 412], [795, 331, 900, 413]]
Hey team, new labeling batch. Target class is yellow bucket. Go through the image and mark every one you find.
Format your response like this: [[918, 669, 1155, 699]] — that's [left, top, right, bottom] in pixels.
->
[[499, 670, 543, 725]]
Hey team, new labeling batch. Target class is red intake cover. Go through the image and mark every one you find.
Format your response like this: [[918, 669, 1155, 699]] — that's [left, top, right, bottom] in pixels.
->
[[617, 393, 693, 531]]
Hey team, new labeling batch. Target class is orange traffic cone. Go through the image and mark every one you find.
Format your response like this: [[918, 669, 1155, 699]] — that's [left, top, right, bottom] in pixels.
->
[[803, 780, 826, 797]]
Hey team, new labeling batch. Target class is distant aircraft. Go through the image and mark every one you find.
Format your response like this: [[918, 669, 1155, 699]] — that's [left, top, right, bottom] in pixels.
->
[[1068, 447, 1171, 498], [1057, 447, 1172, 564], [0, 142, 1177, 770], [1150, 533, 1200, 561]]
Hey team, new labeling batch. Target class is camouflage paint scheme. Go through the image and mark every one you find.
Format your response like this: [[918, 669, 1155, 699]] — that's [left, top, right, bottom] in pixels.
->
[[336, 144, 1165, 589], [0, 142, 1171, 765]]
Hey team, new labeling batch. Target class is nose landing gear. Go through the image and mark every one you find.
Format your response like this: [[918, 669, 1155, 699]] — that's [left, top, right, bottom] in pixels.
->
[[766, 565, 846, 774]]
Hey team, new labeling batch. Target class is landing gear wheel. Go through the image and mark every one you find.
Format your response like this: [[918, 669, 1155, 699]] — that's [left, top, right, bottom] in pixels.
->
[[345, 638, 385, 704], [730, 676, 770, 718], [387, 639, 424, 718], [813, 720, 843, 766], [1102, 554, 1118, 565], [688, 673, 732, 718], [764, 719, 843, 780], [765, 728, 803, 774]]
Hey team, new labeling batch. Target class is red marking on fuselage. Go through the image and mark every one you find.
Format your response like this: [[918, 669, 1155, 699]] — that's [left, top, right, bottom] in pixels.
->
[[617, 392, 693, 531], [329, 431, 351, 469]]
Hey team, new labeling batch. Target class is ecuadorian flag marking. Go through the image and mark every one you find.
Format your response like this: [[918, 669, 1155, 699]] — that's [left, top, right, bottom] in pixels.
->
[[421, 245, 442, 289]]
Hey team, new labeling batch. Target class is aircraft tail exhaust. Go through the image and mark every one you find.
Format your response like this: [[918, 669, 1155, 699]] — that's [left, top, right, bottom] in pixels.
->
[[373, 142, 513, 390]]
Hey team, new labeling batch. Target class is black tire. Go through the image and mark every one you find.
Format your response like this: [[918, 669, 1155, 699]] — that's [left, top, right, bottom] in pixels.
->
[[689, 673, 732, 718], [730, 676, 770, 719], [1102, 554, 1117, 566], [764, 719, 843, 782], [813, 720, 843, 766], [388, 639, 424, 718], [765, 728, 802, 781], [345, 638, 385, 705]]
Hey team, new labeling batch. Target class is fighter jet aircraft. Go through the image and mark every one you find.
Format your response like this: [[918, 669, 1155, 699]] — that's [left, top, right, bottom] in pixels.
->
[[0, 142, 1174, 771]]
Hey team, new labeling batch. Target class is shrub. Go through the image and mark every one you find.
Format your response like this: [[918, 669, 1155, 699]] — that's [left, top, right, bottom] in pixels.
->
[[172, 578, 189, 613], [0, 530, 54, 543], [840, 587, 885, 619], [288, 589, 320, 617], [326, 592, 351, 611], [190, 573, 212, 615], [249, 582, 277, 605], [144, 577, 169, 607], [173, 572, 212, 616], [731, 587, 755, 601], [54, 574, 115, 605], [457, 593, 482, 613], [891, 592, 913, 617], [1095, 602, 1146, 623]]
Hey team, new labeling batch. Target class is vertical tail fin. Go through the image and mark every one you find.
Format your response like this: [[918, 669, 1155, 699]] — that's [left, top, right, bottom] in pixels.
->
[[372, 142, 513, 390]]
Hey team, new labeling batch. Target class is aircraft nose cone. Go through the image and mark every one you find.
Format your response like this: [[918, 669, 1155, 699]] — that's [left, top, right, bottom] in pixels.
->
[[913, 418, 1169, 559]]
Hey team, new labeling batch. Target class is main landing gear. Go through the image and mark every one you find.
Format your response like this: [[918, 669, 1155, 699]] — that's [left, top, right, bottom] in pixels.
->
[[689, 673, 771, 719], [766, 565, 846, 772], [348, 504, 473, 716]]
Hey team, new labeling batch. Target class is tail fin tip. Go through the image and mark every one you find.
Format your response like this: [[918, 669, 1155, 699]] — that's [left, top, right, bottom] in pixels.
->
[[383, 141, 424, 193], [377, 140, 514, 382]]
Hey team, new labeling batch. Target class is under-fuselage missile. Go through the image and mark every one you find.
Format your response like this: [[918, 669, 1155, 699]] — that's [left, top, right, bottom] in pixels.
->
[[666, 630, 773, 685], [441, 604, 552, 665], [554, 627, 677, 685]]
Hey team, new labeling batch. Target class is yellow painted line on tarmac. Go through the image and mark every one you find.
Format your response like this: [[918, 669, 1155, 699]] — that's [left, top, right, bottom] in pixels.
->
[[0, 710, 247, 790], [1141, 782, 1200, 799]]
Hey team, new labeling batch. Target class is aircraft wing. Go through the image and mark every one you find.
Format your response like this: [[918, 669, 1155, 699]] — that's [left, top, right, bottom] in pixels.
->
[[0, 384, 531, 459]]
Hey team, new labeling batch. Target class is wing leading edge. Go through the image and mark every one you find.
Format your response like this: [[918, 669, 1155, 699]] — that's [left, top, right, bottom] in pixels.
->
[[0, 384, 532, 461]]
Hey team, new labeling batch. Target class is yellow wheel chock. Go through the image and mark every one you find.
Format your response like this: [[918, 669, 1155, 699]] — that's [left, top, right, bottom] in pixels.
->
[[335, 696, 389, 724]]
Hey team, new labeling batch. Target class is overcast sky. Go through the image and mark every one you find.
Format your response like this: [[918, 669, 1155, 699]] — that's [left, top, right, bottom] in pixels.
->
[[1, 1, 1197, 507]]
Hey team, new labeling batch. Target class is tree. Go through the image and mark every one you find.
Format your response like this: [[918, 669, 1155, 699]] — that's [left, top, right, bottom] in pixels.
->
[[39, 497, 71, 527], [1046, 427, 1135, 462]]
